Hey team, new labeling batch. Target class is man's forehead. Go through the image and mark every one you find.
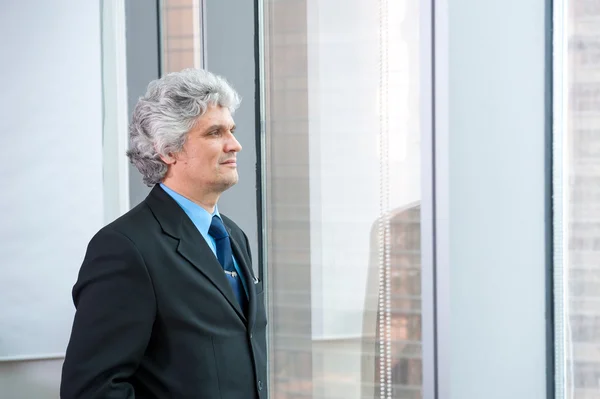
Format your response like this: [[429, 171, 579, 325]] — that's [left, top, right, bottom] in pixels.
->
[[196, 107, 235, 127]]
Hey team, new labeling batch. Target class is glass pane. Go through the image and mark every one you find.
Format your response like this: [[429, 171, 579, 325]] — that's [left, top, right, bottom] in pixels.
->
[[561, 0, 600, 397], [159, 0, 203, 74], [261, 0, 424, 397]]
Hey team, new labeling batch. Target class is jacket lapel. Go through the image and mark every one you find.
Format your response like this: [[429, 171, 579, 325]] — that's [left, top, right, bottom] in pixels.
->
[[177, 218, 246, 321], [228, 231, 257, 331], [145, 185, 246, 322]]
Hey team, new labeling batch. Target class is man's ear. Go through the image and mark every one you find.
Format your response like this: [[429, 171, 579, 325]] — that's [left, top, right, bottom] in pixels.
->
[[156, 144, 177, 165], [159, 153, 176, 165]]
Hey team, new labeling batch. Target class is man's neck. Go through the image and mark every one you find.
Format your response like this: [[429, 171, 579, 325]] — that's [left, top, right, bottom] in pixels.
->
[[161, 181, 220, 214]]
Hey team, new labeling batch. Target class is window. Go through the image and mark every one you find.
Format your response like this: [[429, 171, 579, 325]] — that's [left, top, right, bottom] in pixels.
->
[[261, 0, 425, 397], [555, 0, 600, 397], [159, 0, 204, 74]]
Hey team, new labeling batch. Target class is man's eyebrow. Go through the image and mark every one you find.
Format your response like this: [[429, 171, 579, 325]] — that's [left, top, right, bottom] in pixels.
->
[[203, 124, 236, 133]]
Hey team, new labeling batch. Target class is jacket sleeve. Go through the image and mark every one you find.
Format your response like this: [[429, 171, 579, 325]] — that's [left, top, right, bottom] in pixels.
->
[[60, 228, 156, 399]]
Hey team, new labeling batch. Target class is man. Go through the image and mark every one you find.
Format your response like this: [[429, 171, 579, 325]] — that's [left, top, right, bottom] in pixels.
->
[[61, 69, 267, 399]]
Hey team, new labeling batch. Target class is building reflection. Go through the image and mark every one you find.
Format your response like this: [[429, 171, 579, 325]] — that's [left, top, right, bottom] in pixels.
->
[[363, 203, 422, 399]]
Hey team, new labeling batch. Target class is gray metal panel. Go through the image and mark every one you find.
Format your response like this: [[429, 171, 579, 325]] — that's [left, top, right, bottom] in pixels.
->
[[552, 0, 566, 397], [125, 0, 160, 207], [420, 0, 437, 397], [544, 0, 555, 396], [433, 0, 450, 397], [204, 0, 259, 269]]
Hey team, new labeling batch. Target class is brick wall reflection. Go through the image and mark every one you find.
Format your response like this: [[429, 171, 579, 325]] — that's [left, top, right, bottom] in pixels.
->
[[264, 0, 314, 397], [161, 0, 200, 73], [568, 1, 600, 397], [365, 204, 422, 399]]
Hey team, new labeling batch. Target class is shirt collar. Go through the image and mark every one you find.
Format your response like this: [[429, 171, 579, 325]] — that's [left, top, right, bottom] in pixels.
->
[[159, 183, 220, 237]]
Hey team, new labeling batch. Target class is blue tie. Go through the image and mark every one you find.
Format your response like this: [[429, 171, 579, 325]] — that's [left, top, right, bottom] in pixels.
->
[[208, 215, 247, 314]]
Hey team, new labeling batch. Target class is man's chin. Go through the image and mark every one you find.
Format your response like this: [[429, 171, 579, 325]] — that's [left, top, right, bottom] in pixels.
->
[[215, 176, 238, 192]]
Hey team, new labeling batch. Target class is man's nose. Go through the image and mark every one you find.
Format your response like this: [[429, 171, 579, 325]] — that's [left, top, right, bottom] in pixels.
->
[[227, 133, 242, 152]]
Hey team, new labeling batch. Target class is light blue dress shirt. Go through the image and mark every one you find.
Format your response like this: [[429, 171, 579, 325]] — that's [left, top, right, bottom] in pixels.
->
[[160, 183, 248, 296]]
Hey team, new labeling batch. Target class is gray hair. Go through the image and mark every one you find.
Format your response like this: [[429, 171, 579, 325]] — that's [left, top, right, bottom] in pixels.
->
[[126, 68, 241, 186]]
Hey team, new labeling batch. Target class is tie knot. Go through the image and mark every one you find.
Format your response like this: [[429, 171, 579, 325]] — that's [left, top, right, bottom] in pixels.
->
[[209, 215, 229, 240]]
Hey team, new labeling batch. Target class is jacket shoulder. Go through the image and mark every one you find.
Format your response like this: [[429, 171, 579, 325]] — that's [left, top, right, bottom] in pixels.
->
[[95, 202, 156, 242]]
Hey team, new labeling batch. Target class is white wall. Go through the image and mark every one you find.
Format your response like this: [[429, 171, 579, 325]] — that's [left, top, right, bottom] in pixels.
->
[[447, 0, 548, 398], [0, 1, 104, 397]]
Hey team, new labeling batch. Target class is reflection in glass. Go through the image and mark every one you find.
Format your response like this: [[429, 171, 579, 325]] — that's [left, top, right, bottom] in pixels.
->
[[562, 0, 600, 397], [159, 0, 203, 74], [262, 0, 423, 397], [364, 204, 422, 399]]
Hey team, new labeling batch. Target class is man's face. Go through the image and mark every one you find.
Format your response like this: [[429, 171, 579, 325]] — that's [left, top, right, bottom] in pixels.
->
[[168, 105, 241, 194]]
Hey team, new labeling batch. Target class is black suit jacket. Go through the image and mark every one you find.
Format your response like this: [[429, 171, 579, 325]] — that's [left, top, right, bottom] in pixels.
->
[[61, 185, 268, 399]]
